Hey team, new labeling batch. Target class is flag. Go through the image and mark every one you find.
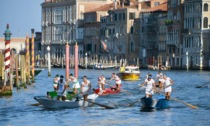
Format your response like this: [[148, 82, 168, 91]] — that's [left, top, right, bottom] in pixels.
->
[[101, 41, 108, 52]]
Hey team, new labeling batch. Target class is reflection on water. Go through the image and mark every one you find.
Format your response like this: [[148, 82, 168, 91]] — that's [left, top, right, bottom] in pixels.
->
[[0, 69, 210, 126]]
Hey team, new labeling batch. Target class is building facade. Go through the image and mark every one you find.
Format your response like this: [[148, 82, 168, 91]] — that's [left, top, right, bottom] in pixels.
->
[[183, 0, 210, 69], [100, 0, 141, 62], [138, 0, 167, 66], [41, 0, 113, 64], [166, 0, 184, 68]]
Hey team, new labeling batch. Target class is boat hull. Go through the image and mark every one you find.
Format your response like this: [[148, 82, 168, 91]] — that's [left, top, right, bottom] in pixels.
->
[[140, 97, 169, 110], [93, 88, 120, 96], [34, 94, 98, 109]]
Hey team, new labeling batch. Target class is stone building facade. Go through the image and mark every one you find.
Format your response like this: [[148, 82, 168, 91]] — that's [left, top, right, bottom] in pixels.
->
[[41, 0, 113, 63], [183, 0, 210, 69]]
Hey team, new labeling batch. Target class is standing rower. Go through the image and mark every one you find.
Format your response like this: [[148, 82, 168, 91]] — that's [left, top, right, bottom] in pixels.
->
[[57, 75, 67, 101], [110, 73, 122, 91], [81, 76, 92, 101], [163, 74, 174, 100], [140, 74, 156, 98]]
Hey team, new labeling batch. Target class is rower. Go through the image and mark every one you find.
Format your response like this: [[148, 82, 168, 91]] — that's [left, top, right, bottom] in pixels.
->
[[98, 75, 106, 95], [53, 74, 60, 91], [68, 74, 81, 94], [162, 74, 174, 100], [110, 73, 122, 91], [81, 76, 92, 101], [101, 75, 106, 90], [140, 74, 156, 98], [68, 74, 81, 101], [57, 75, 67, 101], [156, 71, 163, 81]]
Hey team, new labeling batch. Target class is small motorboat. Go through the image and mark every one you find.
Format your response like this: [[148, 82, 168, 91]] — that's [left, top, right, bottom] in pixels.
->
[[93, 88, 120, 96], [118, 66, 140, 81], [140, 95, 170, 110], [34, 93, 99, 109]]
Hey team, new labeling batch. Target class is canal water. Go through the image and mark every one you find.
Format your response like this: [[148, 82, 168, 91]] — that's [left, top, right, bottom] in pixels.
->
[[0, 68, 210, 126]]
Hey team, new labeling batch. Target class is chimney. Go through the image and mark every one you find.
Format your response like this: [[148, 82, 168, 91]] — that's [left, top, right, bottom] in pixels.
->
[[122, 2, 124, 8], [138, 2, 141, 11], [114, 0, 117, 10]]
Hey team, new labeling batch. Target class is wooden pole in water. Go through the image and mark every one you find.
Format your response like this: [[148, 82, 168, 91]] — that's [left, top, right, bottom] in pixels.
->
[[31, 29, 35, 82], [15, 54, 19, 88], [65, 42, 69, 81], [25, 35, 30, 84], [74, 42, 78, 78], [20, 55, 26, 88]]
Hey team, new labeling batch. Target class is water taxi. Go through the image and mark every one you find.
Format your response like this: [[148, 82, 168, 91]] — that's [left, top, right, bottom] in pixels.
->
[[118, 66, 140, 81]]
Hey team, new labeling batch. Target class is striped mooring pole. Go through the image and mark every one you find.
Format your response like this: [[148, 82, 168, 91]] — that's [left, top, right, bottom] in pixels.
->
[[31, 29, 35, 82], [4, 24, 11, 86], [25, 34, 30, 84]]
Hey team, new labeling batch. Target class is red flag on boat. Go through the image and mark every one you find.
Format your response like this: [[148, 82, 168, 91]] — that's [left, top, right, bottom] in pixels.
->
[[101, 41, 108, 52]]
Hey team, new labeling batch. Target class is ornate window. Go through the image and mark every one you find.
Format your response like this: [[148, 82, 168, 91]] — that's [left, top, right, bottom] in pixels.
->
[[204, 3, 208, 11], [203, 17, 208, 28]]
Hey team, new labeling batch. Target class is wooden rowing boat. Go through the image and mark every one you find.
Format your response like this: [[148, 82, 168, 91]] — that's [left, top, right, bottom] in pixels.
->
[[140, 95, 170, 110], [93, 88, 120, 96], [34, 94, 98, 109]]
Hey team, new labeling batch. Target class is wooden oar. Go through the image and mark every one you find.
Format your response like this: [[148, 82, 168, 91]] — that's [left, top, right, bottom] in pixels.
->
[[196, 82, 210, 88], [30, 103, 41, 106], [120, 90, 132, 95], [125, 99, 141, 106], [87, 100, 117, 109], [171, 98, 198, 109]]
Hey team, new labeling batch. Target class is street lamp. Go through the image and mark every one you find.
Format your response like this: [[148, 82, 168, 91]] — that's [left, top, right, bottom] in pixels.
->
[[186, 52, 189, 70], [47, 45, 51, 76]]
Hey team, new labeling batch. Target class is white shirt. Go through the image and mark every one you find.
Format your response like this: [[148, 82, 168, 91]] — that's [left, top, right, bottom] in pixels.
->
[[144, 79, 155, 91], [101, 77, 106, 85], [81, 80, 91, 94], [69, 77, 80, 89], [156, 73, 163, 79], [57, 81, 66, 93], [165, 77, 172, 87]]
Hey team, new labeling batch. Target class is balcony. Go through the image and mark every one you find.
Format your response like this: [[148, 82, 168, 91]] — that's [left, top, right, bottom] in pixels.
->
[[164, 20, 173, 26]]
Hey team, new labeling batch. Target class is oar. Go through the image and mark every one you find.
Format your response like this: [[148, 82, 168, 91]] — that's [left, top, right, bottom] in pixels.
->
[[196, 82, 210, 88], [30, 103, 41, 106], [120, 90, 132, 95], [171, 98, 198, 109], [125, 99, 141, 106], [87, 100, 117, 109]]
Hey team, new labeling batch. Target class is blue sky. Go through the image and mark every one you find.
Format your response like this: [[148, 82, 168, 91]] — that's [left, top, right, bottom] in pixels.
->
[[0, 0, 43, 37]]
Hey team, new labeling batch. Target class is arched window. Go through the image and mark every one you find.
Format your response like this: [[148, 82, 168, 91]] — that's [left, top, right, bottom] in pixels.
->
[[204, 3, 208, 11], [203, 17, 208, 28], [130, 41, 135, 52]]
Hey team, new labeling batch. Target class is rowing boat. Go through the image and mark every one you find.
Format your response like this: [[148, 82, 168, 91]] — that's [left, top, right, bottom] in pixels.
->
[[93, 88, 120, 96], [34, 93, 99, 109], [140, 95, 170, 110]]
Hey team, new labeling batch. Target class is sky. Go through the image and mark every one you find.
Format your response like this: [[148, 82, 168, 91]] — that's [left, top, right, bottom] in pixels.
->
[[0, 0, 44, 37]]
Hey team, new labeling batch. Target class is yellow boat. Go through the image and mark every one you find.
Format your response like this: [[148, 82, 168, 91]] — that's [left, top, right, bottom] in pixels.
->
[[118, 66, 141, 81]]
